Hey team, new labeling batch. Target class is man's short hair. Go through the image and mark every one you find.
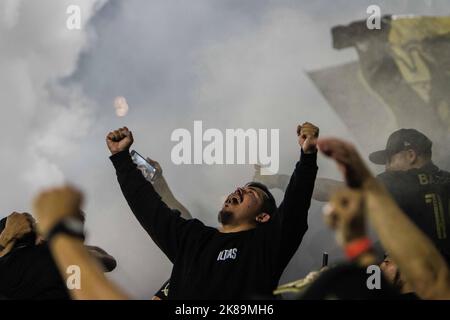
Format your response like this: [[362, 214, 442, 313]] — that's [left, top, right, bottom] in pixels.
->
[[245, 182, 277, 216]]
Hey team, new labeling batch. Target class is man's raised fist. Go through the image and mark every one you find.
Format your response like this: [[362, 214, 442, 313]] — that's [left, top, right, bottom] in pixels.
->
[[33, 186, 84, 237], [297, 122, 319, 154], [106, 127, 134, 155]]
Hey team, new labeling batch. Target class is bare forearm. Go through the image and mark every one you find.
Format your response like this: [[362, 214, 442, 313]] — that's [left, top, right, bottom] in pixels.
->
[[365, 179, 450, 299], [50, 235, 128, 300], [153, 176, 192, 219]]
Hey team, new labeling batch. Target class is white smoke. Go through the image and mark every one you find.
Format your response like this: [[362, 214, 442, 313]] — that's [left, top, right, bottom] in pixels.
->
[[0, 0, 107, 209], [2, 0, 449, 299]]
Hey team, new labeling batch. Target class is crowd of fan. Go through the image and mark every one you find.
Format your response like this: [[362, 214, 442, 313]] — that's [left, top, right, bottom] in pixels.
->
[[0, 122, 449, 300]]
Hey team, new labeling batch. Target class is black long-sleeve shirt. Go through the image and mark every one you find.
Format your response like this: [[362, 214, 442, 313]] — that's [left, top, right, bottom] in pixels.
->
[[111, 150, 318, 299]]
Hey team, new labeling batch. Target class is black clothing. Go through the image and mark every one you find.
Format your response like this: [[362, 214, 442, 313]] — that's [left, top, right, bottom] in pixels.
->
[[111, 150, 317, 299], [154, 279, 170, 300], [0, 243, 69, 300], [377, 163, 450, 262]]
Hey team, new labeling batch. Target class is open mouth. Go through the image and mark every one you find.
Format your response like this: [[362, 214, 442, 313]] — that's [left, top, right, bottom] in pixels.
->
[[225, 188, 244, 205]]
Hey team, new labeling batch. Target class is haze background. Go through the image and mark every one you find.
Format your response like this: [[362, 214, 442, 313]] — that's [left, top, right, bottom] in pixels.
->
[[0, 0, 448, 298]]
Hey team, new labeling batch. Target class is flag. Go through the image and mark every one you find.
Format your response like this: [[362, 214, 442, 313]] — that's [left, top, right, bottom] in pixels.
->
[[310, 15, 450, 168]]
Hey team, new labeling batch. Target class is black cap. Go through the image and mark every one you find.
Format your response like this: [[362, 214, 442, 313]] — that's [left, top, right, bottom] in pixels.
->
[[369, 129, 432, 165]]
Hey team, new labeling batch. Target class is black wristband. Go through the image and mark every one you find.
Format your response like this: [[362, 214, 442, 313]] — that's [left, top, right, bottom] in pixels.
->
[[47, 218, 85, 243]]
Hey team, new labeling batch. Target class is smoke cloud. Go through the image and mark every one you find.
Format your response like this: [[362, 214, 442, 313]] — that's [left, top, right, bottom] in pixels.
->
[[1, 0, 449, 298]]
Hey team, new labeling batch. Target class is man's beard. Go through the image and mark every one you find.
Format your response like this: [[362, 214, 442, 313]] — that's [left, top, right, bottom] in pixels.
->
[[218, 209, 233, 225]]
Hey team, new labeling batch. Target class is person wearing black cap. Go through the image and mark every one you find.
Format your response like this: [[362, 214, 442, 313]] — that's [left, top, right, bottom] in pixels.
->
[[370, 128, 450, 263], [106, 122, 319, 299]]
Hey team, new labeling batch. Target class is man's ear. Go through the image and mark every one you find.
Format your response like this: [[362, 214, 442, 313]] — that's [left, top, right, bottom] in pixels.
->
[[255, 212, 271, 224], [406, 149, 418, 165]]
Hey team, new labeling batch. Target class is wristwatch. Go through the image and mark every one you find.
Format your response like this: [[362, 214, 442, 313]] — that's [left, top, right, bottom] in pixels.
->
[[47, 218, 86, 243]]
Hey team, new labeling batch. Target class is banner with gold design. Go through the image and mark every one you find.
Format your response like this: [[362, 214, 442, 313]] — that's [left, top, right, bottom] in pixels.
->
[[310, 15, 450, 168]]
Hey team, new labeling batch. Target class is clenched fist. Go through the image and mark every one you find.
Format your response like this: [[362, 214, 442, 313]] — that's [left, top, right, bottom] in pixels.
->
[[106, 127, 134, 155], [33, 186, 84, 237], [297, 122, 319, 154]]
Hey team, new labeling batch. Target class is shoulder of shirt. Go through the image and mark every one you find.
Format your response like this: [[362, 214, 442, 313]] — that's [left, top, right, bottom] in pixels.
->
[[377, 170, 404, 182]]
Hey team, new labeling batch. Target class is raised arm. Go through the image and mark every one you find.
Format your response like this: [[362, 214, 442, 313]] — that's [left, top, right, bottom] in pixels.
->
[[33, 187, 128, 300], [318, 138, 450, 300], [275, 122, 319, 267], [52, 236, 127, 300], [253, 164, 342, 203], [145, 158, 192, 219], [107, 127, 200, 262], [364, 181, 450, 299], [252, 164, 290, 191]]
